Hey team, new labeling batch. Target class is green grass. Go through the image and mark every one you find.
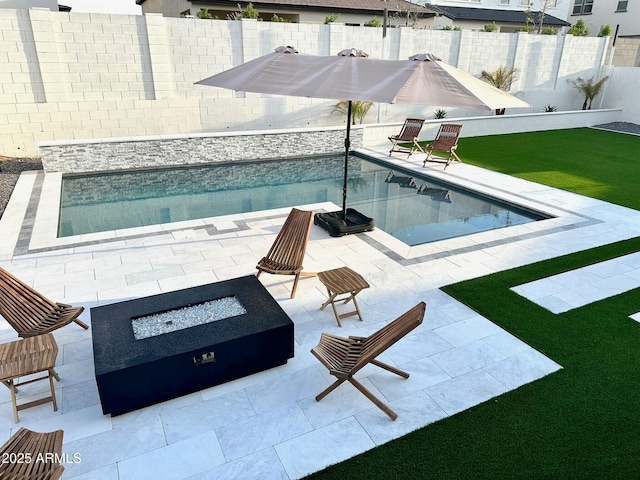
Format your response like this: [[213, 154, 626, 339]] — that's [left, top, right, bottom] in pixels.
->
[[308, 128, 640, 479], [456, 128, 640, 209]]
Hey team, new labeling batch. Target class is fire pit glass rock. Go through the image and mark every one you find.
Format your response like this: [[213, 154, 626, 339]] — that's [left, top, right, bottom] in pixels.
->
[[131, 296, 246, 340]]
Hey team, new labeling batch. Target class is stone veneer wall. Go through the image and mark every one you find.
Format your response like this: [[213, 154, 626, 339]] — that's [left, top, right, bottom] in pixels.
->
[[39, 127, 362, 174]]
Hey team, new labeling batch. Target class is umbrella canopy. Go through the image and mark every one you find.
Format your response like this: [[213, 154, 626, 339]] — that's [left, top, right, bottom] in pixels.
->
[[196, 48, 529, 111], [196, 47, 529, 229]]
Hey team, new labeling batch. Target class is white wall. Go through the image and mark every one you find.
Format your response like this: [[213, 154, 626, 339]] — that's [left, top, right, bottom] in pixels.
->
[[0, 8, 628, 158]]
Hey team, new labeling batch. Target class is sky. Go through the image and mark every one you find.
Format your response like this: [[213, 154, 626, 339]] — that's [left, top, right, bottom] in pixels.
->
[[62, 0, 142, 14]]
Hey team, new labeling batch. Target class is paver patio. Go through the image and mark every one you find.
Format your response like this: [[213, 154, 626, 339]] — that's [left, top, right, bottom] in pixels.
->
[[0, 147, 639, 479]]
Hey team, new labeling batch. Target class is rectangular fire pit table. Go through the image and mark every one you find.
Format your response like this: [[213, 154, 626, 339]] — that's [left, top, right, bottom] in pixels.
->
[[91, 275, 294, 416]]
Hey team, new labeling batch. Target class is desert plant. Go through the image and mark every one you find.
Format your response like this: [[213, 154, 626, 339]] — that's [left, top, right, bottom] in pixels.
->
[[324, 13, 340, 24], [332, 100, 374, 124], [364, 16, 382, 27], [481, 66, 519, 115], [543, 104, 557, 112], [196, 8, 214, 19], [567, 76, 609, 110], [481, 22, 498, 32], [270, 14, 288, 23], [441, 25, 461, 31], [598, 24, 612, 37], [433, 109, 448, 119], [228, 2, 260, 20], [568, 19, 589, 36]]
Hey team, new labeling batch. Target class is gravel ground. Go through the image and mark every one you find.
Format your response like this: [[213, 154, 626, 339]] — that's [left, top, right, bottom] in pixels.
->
[[0, 122, 638, 220], [0, 157, 43, 220]]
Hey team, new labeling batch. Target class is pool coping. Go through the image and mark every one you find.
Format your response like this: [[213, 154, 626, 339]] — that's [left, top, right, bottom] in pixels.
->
[[7, 147, 603, 267]]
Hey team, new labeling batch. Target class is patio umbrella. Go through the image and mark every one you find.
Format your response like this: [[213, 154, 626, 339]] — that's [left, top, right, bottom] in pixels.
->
[[196, 47, 529, 233]]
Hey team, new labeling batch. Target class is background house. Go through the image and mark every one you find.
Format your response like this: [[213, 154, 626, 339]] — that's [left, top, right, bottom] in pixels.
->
[[427, 5, 570, 32], [136, 0, 437, 27], [569, 0, 638, 37]]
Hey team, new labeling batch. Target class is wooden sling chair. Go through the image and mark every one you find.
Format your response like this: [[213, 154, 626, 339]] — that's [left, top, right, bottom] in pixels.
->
[[422, 123, 463, 170], [0, 266, 88, 338], [311, 301, 426, 420], [256, 208, 315, 298], [0, 427, 65, 479], [388, 118, 426, 157]]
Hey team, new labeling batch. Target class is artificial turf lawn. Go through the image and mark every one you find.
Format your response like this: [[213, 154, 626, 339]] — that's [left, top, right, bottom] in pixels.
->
[[307, 128, 640, 479], [455, 128, 640, 209]]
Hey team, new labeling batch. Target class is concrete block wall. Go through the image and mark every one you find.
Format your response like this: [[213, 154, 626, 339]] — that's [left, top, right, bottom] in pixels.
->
[[0, 7, 629, 159]]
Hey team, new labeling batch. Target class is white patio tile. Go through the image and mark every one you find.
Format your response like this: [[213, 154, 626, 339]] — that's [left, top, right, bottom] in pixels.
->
[[117, 431, 225, 480], [274, 417, 375, 480], [1, 149, 637, 480]]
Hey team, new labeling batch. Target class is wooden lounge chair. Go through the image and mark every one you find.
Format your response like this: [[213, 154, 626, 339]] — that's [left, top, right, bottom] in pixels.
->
[[0, 427, 65, 479], [0, 266, 88, 338], [311, 301, 426, 420], [388, 118, 426, 157], [422, 123, 463, 169], [256, 208, 315, 298]]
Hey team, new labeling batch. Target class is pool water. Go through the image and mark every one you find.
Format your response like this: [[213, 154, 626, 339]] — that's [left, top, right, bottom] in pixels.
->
[[58, 154, 548, 246]]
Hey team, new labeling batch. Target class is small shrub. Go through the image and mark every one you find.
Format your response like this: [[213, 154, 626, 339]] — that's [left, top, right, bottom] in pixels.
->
[[228, 2, 260, 20], [481, 22, 498, 32], [324, 13, 340, 24], [271, 14, 288, 23], [568, 19, 589, 36], [433, 109, 448, 119], [364, 16, 382, 28], [541, 26, 558, 35], [598, 25, 612, 37], [196, 9, 214, 19], [441, 25, 461, 31], [543, 104, 557, 112]]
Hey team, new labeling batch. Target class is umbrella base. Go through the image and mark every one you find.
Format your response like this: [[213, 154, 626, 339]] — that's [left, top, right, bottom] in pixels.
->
[[314, 209, 375, 237]]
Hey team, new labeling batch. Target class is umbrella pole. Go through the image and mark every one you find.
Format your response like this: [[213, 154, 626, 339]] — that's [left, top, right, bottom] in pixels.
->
[[342, 100, 352, 220]]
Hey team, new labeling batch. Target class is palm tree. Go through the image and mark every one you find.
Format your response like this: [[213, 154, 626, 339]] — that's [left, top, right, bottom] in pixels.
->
[[566, 76, 609, 110], [332, 100, 374, 124], [480, 66, 519, 115]]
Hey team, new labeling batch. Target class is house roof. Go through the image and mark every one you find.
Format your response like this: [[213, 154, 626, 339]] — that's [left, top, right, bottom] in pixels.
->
[[427, 5, 571, 27], [137, 0, 436, 15]]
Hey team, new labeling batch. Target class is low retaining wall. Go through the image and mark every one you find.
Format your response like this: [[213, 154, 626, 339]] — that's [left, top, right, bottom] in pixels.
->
[[40, 108, 621, 174], [39, 126, 362, 174], [363, 108, 623, 147]]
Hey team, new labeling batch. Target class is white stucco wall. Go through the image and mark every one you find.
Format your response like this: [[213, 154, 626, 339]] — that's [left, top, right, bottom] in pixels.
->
[[0, 8, 630, 158]]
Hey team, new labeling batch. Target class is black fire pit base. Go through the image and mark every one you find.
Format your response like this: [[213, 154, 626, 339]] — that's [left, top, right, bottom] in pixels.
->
[[314, 209, 375, 237], [91, 275, 293, 416]]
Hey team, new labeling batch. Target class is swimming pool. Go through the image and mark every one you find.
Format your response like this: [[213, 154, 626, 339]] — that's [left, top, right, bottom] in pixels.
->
[[58, 154, 549, 246]]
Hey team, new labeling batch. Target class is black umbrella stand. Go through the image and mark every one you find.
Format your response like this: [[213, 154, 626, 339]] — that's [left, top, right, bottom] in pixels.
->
[[314, 100, 375, 237]]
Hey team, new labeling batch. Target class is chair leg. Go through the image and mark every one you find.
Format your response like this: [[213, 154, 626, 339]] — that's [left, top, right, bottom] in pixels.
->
[[315, 378, 346, 402], [48, 371, 58, 413], [290, 273, 301, 298], [370, 359, 410, 378], [73, 318, 90, 330], [349, 377, 398, 420], [9, 379, 18, 423]]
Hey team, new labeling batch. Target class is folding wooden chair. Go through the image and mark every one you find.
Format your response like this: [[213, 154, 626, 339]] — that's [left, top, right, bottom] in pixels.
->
[[0, 427, 65, 479], [256, 208, 315, 298], [311, 302, 426, 420], [422, 123, 463, 169], [0, 266, 88, 338], [388, 118, 426, 157]]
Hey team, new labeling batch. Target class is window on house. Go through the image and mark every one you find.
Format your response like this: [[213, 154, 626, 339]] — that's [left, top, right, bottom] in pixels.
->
[[499, 0, 511, 5], [616, 0, 628, 11], [572, 0, 594, 14], [519, 0, 531, 6]]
